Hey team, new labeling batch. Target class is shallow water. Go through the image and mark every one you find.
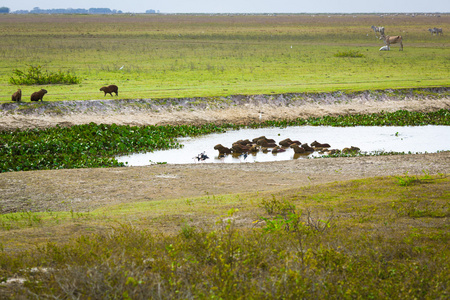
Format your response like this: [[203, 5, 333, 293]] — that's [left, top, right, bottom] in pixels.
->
[[117, 125, 450, 166]]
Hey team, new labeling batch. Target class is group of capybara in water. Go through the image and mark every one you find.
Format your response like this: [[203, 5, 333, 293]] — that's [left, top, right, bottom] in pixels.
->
[[214, 136, 360, 158], [10, 85, 118, 102]]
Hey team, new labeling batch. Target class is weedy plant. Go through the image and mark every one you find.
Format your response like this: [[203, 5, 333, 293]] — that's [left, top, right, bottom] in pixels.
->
[[9, 65, 81, 85], [333, 50, 364, 58]]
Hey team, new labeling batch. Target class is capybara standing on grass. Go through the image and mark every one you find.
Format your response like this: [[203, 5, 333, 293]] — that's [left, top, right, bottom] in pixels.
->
[[30, 89, 47, 101], [100, 85, 118, 96], [11, 89, 22, 102]]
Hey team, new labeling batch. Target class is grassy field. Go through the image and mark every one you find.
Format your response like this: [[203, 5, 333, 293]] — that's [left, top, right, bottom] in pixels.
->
[[0, 14, 449, 102], [0, 174, 448, 298], [0, 14, 449, 298]]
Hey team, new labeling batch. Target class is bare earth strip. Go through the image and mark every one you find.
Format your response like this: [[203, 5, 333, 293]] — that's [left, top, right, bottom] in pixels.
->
[[0, 93, 449, 214], [1, 93, 449, 130]]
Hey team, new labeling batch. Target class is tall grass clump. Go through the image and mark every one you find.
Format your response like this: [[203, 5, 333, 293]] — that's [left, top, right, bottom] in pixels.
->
[[9, 65, 81, 85], [333, 50, 364, 58]]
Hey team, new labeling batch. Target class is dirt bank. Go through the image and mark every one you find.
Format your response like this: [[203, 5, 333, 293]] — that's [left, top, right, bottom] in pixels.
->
[[1, 89, 449, 130]]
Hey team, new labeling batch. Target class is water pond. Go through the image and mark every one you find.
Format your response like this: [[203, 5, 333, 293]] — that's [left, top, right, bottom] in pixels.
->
[[117, 125, 450, 166]]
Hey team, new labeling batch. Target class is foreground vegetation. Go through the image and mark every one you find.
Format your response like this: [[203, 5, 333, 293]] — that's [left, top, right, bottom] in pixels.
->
[[0, 14, 449, 101], [0, 173, 448, 298], [1, 109, 449, 172]]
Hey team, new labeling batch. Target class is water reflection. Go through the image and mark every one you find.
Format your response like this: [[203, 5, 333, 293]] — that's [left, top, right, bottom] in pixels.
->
[[117, 125, 450, 166]]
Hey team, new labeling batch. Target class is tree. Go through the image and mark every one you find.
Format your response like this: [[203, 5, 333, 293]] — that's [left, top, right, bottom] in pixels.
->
[[0, 7, 10, 13]]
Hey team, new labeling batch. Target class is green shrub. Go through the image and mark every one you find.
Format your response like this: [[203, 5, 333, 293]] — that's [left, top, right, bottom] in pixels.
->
[[9, 65, 81, 85], [334, 50, 364, 58]]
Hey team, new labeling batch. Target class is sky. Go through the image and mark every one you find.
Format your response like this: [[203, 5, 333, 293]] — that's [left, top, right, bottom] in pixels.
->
[[2, 0, 449, 14]]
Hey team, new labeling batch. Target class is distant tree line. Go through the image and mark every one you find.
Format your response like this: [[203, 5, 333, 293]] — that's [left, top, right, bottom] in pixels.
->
[[1, 7, 160, 14]]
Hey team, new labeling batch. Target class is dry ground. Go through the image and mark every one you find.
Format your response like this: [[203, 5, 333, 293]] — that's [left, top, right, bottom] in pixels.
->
[[1, 93, 449, 214]]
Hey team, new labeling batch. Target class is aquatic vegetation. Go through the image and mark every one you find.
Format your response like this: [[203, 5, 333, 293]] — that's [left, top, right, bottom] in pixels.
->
[[0, 123, 226, 172], [249, 109, 450, 128]]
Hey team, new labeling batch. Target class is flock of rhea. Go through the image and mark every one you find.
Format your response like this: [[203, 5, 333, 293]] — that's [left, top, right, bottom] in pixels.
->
[[9, 85, 119, 102], [213, 136, 360, 159]]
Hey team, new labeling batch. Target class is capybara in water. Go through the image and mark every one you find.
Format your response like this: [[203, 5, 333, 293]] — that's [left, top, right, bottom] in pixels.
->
[[30, 89, 47, 101], [279, 138, 294, 147], [301, 143, 315, 152], [311, 140, 331, 148], [232, 143, 251, 153], [256, 139, 277, 148], [290, 144, 306, 154], [214, 144, 233, 154], [12, 89, 22, 102], [100, 84, 118, 96], [271, 146, 286, 153], [253, 136, 275, 144]]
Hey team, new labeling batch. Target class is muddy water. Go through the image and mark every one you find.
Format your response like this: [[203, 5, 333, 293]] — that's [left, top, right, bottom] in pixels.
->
[[117, 126, 450, 166]]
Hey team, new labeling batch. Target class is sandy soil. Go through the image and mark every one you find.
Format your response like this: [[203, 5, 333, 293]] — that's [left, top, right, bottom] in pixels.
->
[[1, 92, 449, 213], [1, 91, 450, 130]]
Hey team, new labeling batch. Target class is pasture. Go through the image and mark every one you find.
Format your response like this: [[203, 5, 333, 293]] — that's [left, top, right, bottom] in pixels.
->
[[0, 14, 449, 298], [0, 13, 449, 102]]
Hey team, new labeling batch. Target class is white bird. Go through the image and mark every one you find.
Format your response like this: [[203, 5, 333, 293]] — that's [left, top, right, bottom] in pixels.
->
[[119, 65, 124, 70]]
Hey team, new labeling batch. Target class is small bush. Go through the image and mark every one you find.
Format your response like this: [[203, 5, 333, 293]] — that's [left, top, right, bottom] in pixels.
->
[[9, 65, 81, 85], [334, 50, 364, 58]]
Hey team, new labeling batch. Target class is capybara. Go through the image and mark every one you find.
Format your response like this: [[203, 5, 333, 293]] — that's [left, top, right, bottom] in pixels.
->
[[342, 146, 360, 154], [311, 140, 331, 148], [30, 89, 47, 101], [256, 139, 277, 148], [11, 89, 22, 102], [290, 144, 306, 154], [100, 84, 118, 96], [301, 143, 315, 152], [231, 143, 250, 153], [279, 138, 293, 147], [214, 144, 233, 154], [271, 146, 286, 153], [253, 136, 275, 144]]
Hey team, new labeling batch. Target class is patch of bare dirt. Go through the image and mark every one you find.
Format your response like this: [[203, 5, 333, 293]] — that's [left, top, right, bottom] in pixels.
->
[[1, 90, 449, 130]]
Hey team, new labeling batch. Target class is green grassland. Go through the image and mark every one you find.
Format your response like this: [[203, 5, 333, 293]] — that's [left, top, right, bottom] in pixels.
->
[[0, 174, 448, 298], [0, 14, 449, 102], [1, 14, 449, 298]]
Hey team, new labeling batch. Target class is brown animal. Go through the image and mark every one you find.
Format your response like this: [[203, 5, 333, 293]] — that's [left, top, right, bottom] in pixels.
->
[[253, 136, 275, 144], [290, 144, 306, 154], [234, 139, 252, 146], [232, 143, 250, 153], [271, 146, 286, 153], [342, 146, 360, 154], [311, 141, 331, 148], [279, 138, 293, 147], [301, 143, 315, 152], [248, 144, 259, 153], [12, 89, 22, 102], [256, 139, 277, 148], [214, 144, 233, 154], [100, 84, 118, 96], [30, 89, 47, 101], [380, 34, 403, 51]]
